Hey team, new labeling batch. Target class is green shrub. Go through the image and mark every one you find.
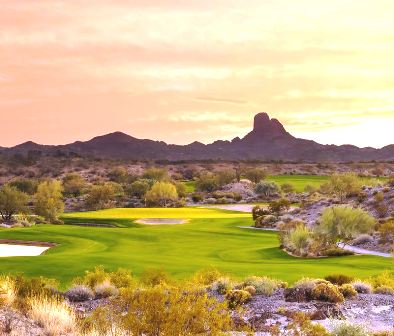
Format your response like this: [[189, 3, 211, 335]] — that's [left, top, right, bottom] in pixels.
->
[[254, 181, 279, 197], [141, 268, 172, 287], [325, 274, 354, 286], [242, 276, 282, 296], [374, 286, 394, 295], [324, 173, 362, 201], [316, 206, 376, 243], [331, 322, 370, 336], [65, 285, 94, 302], [311, 283, 345, 303], [378, 220, 394, 243], [269, 198, 291, 215], [225, 290, 251, 309], [244, 168, 267, 184], [210, 277, 233, 295], [191, 267, 223, 286], [145, 182, 179, 207], [322, 247, 354, 257], [368, 271, 394, 290], [339, 284, 358, 299], [191, 192, 204, 203], [287, 224, 312, 256]]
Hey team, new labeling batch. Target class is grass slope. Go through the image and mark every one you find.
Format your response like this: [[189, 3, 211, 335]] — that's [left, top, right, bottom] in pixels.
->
[[0, 208, 391, 286]]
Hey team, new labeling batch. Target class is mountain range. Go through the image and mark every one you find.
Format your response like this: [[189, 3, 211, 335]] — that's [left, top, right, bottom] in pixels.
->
[[1, 113, 393, 162]]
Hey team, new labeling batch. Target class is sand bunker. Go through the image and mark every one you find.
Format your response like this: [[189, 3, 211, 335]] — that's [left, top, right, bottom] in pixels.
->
[[0, 244, 51, 257], [135, 218, 188, 225]]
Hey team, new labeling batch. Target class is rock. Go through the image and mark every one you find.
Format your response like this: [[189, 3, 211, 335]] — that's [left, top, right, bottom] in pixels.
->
[[284, 287, 312, 302]]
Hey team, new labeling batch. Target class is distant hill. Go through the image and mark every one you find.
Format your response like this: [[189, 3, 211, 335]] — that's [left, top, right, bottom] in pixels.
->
[[1, 113, 393, 162]]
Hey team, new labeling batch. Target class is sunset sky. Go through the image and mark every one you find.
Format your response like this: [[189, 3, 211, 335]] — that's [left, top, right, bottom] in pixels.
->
[[1, 0, 394, 148]]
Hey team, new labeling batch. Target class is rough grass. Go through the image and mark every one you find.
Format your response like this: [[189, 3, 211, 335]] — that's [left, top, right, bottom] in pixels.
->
[[0, 207, 391, 287]]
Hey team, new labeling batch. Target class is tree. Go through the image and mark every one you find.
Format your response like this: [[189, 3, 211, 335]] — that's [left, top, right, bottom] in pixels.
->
[[195, 172, 219, 192], [34, 180, 64, 222], [254, 181, 279, 197], [107, 167, 135, 184], [244, 168, 267, 184], [145, 182, 178, 207], [62, 173, 87, 197], [316, 206, 376, 243], [126, 179, 151, 198], [0, 185, 29, 221], [85, 183, 119, 210], [323, 173, 362, 202], [8, 178, 38, 195], [215, 170, 236, 187]]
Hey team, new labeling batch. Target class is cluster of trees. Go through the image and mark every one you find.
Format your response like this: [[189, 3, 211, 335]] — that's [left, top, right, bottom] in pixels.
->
[[0, 180, 64, 223]]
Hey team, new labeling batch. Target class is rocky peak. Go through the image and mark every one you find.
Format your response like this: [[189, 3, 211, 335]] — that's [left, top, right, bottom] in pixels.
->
[[247, 112, 292, 140]]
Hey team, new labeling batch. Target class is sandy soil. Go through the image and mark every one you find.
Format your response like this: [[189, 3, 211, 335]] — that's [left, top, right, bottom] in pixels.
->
[[134, 218, 188, 225], [0, 244, 50, 257]]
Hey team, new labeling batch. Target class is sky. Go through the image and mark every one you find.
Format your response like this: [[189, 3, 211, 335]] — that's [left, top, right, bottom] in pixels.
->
[[1, 0, 394, 148]]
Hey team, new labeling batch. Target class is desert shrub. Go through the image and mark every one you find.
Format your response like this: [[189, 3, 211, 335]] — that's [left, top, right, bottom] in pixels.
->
[[252, 205, 270, 220], [225, 290, 251, 309], [324, 173, 362, 201], [325, 274, 354, 286], [287, 224, 312, 255], [195, 172, 219, 192], [311, 283, 344, 303], [374, 286, 394, 295], [304, 184, 317, 194], [107, 167, 135, 184], [62, 173, 87, 197], [254, 181, 279, 197], [243, 285, 256, 296], [210, 277, 233, 295], [215, 169, 236, 187], [145, 182, 178, 207], [254, 214, 277, 228], [174, 182, 187, 198], [65, 285, 94, 302], [351, 281, 372, 294], [142, 167, 169, 181], [322, 247, 354, 257], [286, 312, 331, 336], [339, 284, 358, 299], [141, 268, 172, 287], [0, 185, 29, 221], [331, 322, 370, 336], [316, 206, 376, 243], [352, 234, 374, 245], [368, 271, 394, 290], [269, 198, 291, 215], [85, 183, 119, 210], [126, 179, 151, 198], [242, 276, 282, 296], [113, 285, 233, 335], [34, 180, 64, 223], [8, 178, 39, 195], [191, 192, 204, 203], [281, 183, 295, 194], [94, 280, 119, 299], [378, 220, 394, 243], [0, 276, 16, 307], [109, 268, 134, 289], [75, 266, 109, 289], [244, 168, 267, 184], [191, 267, 223, 286], [28, 296, 76, 336]]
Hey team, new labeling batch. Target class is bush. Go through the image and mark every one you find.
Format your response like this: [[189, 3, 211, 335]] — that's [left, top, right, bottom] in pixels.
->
[[210, 277, 233, 295], [254, 181, 279, 197], [374, 286, 394, 295], [339, 284, 358, 299], [126, 179, 151, 198], [94, 281, 119, 299], [242, 276, 282, 296], [195, 172, 219, 192], [324, 173, 362, 201], [145, 182, 178, 207], [244, 168, 267, 184], [34, 180, 64, 223], [351, 281, 372, 294], [368, 271, 394, 290], [311, 283, 345, 303], [0, 276, 16, 307], [281, 183, 295, 194], [331, 322, 370, 336], [191, 192, 204, 203], [142, 168, 169, 181], [85, 183, 119, 210], [225, 290, 251, 309], [287, 224, 312, 255], [62, 173, 87, 197], [322, 247, 354, 257], [215, 170, 236, 187], [325, 274, 354, 286], [252, 205, 270, 220], [0, 185, 29, 221], [191, 268, 223, 286], [109, 268, 134, 289], [243, 285, 256, 296], [316, 206, 376, 243], [28, 296, 76, 336], [254, 215, 277, 228], [379, 220, 394, 243], [141, 268, 172, 286], [65, 285, 94, 302], [269, 198, 291, 215]]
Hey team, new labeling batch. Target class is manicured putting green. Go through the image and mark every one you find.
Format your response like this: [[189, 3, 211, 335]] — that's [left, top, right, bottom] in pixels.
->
[[0, 207, 391, 287], [267, 175, 329, 192]]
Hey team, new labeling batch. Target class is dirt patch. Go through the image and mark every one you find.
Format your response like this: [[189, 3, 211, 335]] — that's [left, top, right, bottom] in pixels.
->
[[0, 240, 56, 247], [134, 218, 188, 225]]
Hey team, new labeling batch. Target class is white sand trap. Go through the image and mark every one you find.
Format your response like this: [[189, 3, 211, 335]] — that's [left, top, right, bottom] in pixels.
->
[[0, 244, 50, 257], [135, 218, 188, 225], [204, 204, 255, 212]]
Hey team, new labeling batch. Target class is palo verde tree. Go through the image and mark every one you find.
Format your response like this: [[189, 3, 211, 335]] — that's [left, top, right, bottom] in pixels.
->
[[0, 185, 29, 221], [34, 180, 65, 223], [145, 182, 178, 207]]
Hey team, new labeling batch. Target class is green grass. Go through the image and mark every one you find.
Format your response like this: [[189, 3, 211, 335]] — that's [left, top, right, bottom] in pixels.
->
[[0, 207, 391, 287], [267, 175, 329, 192]]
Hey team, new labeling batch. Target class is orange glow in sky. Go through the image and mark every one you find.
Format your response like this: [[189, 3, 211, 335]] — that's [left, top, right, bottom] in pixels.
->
[[1, 0, 393, 148]]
